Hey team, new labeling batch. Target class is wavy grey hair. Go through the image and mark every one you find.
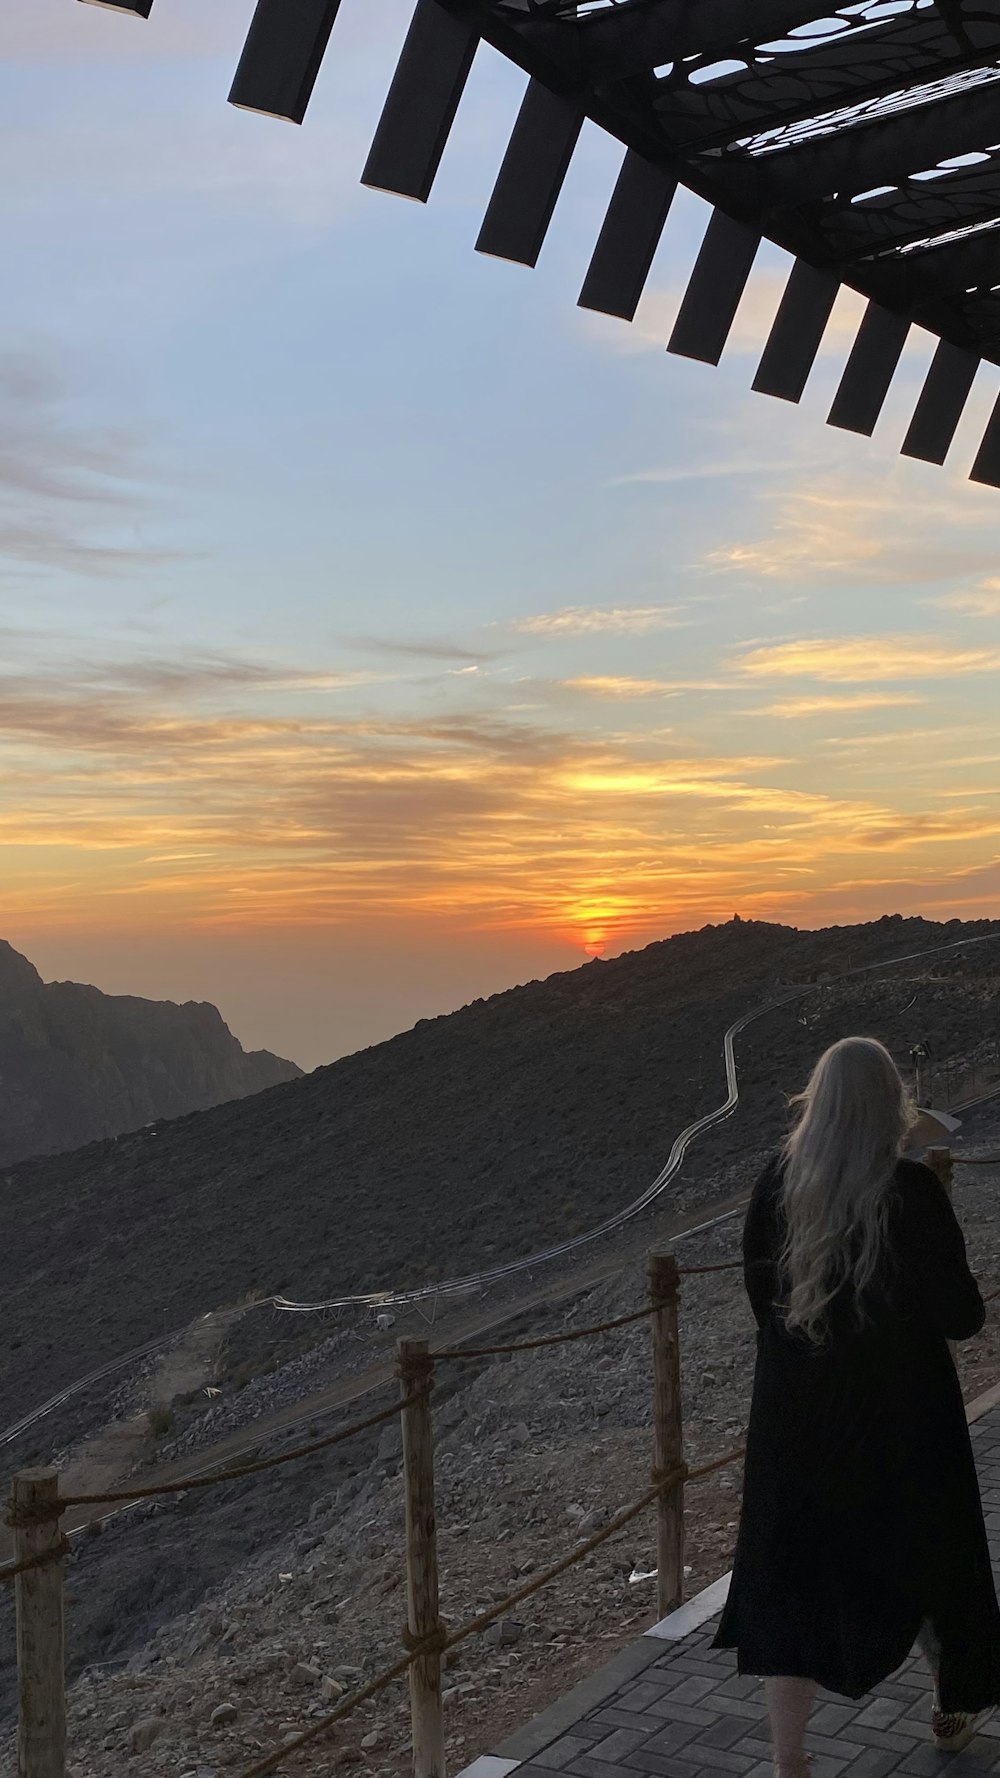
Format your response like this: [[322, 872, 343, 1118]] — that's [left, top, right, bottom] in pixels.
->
[[779, 1035, 918, 1345]]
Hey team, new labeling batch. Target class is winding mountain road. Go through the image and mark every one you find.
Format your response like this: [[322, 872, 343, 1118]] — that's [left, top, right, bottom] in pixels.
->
[[3, 930, 998, 1462]]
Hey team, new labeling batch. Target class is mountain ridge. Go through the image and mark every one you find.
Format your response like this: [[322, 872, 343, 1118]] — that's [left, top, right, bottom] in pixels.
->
[[0, 939, 302, 1169], [4, 911, 1000, 1441]]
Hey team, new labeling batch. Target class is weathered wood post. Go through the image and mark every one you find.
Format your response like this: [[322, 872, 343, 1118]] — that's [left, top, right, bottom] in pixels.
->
[[10, 1467, 66, 1778], [398, 1338, 445, 1778], [649, 1252, 685, 1621]]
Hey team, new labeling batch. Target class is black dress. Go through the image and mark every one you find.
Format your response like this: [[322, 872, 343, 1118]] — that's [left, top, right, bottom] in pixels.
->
[[712, 1153, 1000, 1711]]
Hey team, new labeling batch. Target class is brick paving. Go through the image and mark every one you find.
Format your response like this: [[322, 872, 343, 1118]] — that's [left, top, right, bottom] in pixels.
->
[[496, 1405, 1000, 1778]]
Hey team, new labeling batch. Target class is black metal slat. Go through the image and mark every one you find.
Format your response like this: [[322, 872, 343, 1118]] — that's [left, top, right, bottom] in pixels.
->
[[969, 390, 1000, 485], [667, 211, 761, 365], [827, 302, 910, 435], [578, 152, 676, 322], [362, 1, 479, 202], [476, 80, 584, 268], [752, 259, 839, 403], [229, 0, 343, 126], [901, 339, 980, 464], [77, 0, 153, 14]]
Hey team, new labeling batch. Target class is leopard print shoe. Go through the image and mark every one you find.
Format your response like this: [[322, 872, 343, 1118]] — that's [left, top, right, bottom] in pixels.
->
[[931, 1705, 985, 1752]]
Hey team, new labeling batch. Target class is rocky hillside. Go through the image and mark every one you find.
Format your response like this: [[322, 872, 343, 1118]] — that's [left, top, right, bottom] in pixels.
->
[[5, 1102, 1000, 1778], [0, 940, 302, 1168], [3, 912, 1000, 1444]]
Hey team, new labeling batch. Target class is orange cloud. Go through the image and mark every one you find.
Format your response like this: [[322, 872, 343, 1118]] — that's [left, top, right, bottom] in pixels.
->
[[2, 644, 999, 959], [752, 693, 924, 717], [710, 474, 1000, 586], [738, 635, 1000, 682], [559, 676, 679, 697]]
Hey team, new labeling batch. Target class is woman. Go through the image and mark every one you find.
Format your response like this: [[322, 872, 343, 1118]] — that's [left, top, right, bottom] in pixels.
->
[[713, 1035, 1000, 1774]]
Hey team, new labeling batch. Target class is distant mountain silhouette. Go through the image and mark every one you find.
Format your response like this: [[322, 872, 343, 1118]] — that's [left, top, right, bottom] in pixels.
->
[[0, 940, 302, 1167]]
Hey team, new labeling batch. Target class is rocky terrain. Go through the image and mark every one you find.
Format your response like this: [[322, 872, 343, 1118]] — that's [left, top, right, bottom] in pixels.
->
[[3, 1111, 1000, 1778], [0, 940, 302, 1168], [4, 913, 1000, 1444], [4, 912, 1000, 1777]]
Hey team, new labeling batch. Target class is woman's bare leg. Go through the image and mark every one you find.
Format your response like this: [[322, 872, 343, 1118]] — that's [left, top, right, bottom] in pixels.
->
[[917, 1619, 941, 1707], [765, 1676, 817, 1778]]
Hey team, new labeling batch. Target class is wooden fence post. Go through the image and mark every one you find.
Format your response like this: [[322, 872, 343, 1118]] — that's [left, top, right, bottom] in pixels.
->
[[10, 1467, 66, 1778], [649, 1252, 685, 1621], [398, 1338, 445, 1778]]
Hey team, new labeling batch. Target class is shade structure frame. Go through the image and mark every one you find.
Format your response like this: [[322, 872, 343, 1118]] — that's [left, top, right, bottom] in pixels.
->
[[229, 0, 344, 125], [362, 0, 480, 203], [901, 339, 981, 465], [667, 210, 762, 366], [81, 0, 1000, 482], [578, 151, 677, 322], [752, 259, 841, 404], [827, 301, 911, 436], [970, 390, 1000, 486], [77, 0, 153, 14], [476, 78, 585, 268]]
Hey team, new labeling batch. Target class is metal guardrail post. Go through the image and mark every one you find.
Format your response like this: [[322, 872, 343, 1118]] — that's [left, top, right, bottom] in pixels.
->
[[649, 1252, 685, 1620], [398, 1338, 445, 1778], [10, 1467, 66, 1778]]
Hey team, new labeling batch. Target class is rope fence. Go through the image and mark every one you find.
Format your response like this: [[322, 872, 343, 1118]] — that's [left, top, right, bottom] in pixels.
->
[[2, 1142, 995, 1778], [232, 1443, 747, 1778]]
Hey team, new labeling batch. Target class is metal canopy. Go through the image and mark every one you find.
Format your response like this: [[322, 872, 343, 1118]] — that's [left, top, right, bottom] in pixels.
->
[[81, 0, 1000, 483]]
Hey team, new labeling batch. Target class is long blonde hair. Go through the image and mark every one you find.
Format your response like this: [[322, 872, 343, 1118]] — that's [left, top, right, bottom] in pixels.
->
[[779, 1036, 917, 1344]]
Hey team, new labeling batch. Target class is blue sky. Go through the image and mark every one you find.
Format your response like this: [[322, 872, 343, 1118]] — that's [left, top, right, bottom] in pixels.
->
[[3, 0, 1000, 1068]]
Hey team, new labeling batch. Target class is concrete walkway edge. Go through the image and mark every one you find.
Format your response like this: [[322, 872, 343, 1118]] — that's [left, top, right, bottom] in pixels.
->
[[454, 1379, 1000, 1778]]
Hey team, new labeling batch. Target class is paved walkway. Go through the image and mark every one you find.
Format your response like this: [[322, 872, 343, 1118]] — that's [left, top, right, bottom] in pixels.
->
[[467, 1395, 1000, 1778]]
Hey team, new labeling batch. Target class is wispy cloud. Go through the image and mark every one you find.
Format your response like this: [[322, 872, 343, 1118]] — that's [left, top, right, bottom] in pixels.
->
[[930, 584, 1000, 618], [609, 458, 798, 488], [0, 352, 178, 577], [1, 654, 959, 947], [559, 676, 679, 698], [345, 634, 494, 663], [710, 473, 1000, 586], [737, 635, 1000, 683], [511, 605, 685, 637], [752, 692, 925, 717], [0, 652, 373, 702]]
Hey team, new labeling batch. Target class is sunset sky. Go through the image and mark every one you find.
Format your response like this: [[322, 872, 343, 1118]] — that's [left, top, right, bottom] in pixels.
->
[[3, 0, 1000, 1069]]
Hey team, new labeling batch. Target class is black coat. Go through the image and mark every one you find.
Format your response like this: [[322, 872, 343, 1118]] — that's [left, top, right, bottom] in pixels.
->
[[712, 1154, 1000, 1710]]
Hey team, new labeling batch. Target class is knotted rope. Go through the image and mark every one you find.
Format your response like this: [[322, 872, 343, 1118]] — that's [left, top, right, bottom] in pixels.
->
[[0, 1539, 70, 1587]]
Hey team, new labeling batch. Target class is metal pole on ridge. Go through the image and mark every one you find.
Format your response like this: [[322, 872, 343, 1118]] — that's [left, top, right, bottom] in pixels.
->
[[649, 1252, 685, 1621], [398, 1337, 445, 1778], [10, 1467, 66, 1778]]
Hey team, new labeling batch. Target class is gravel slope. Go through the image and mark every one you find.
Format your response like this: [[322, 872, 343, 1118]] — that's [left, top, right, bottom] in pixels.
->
[[4, 912, 1000, 1439]]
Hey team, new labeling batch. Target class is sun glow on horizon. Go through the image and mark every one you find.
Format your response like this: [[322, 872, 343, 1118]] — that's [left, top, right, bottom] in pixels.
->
[[5, 2, 1000, 1066]]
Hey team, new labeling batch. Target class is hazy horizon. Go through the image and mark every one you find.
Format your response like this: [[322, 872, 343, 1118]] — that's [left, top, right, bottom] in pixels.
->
[[3, 907, 977, 1074], [3, 1, 1000, 1071]]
